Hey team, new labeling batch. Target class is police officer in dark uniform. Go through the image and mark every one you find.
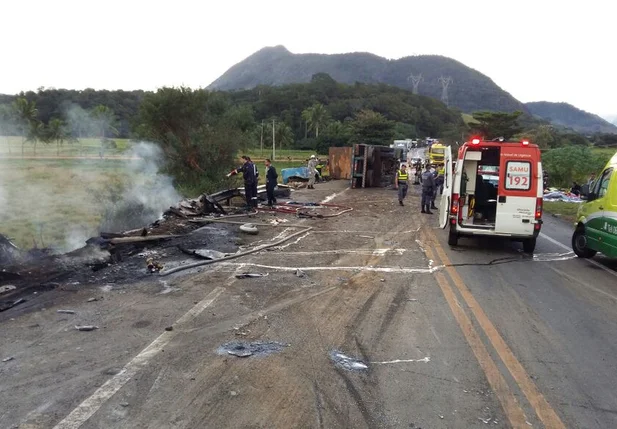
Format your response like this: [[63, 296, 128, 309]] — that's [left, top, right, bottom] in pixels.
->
[[264, 158, 278, 207], [420, 164, 436, 214], [227, 155, 257, 208]]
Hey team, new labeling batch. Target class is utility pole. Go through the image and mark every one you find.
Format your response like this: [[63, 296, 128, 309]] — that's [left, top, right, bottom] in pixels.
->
[[260, 120, 264, 157], [407, 73, 423, 94], [272, 119, 276, 161], [438, 76, 453, 107]]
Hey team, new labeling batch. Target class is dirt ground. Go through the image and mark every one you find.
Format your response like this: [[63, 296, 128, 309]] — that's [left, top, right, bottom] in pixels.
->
[[1, 180, 506, 429]]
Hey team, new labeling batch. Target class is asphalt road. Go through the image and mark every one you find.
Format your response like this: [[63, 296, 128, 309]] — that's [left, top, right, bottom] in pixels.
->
[[1, 180, 616, 429]]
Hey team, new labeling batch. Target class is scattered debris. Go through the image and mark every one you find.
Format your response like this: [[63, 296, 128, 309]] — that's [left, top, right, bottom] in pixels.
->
[[230, 391, 238, 397], [0, 298, 25, 312], [2, 356, 15, 362], [478, 417, 492, 424], [120, 402, 130, 408], [380, 278, 385, 282], [165, 326, 174, 332], [358, 235, 374, 239], [87, 297, 99, 302], [146, 258, 164, 273], [0, 285, 17, 295], [57, 310, 76, 314], [218, 341, 288, 358], [407, 298, 418, 302], [75, 325, 99, 331], [295, 269, 306, 278], [235, 273, 269, 279], [329, 350, 369, 371], [179, 247, 226, 260], [268, 218, 289, 226], [239, 223, 259, 235]]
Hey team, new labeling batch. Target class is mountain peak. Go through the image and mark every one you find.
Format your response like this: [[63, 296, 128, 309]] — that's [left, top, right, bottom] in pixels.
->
[[525, 101, 617, 134], [207, 47, 523, 113]]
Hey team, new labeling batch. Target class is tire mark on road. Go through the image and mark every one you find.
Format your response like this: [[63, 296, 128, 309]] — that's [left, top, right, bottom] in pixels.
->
[[51, 286, 224, 429], [424, 228, 567, 429]]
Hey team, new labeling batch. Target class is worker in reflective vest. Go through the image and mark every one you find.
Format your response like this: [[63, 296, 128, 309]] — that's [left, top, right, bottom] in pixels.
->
[[394, 164, 409, 206]]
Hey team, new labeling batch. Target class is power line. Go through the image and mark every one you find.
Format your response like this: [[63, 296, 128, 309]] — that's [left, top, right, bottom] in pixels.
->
[[407, 73, 423, 94], [438, 76, 453, 107]]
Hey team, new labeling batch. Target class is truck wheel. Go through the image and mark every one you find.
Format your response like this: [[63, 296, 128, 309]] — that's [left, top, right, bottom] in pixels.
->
[[572, 228, 597, 258], [448, 227, 458, 246], [522, 238, 536, 254]]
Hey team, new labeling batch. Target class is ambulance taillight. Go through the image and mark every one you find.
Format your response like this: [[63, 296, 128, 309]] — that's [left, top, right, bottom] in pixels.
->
[[451, 194, 460, 215], [535, 198, 543, 220]]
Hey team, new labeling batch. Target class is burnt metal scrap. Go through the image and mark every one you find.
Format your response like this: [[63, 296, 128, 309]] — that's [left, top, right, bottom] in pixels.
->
[[218, 341, 288, 358]]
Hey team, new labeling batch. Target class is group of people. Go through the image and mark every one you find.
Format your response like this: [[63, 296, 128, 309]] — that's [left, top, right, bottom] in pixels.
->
[[227, 156, 279, 208], [227, 154, 321, 209], [395, 163, 445, 214]]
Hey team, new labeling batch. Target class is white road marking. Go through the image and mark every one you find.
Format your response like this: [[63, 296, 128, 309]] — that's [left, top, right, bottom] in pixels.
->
[[321, 188, 349, 204], [226, 262, 437, 274], [371, 357, 431, 364], [539, 232, 617, 278], [52, 286, 225, 429], [265, 248, 411, 256]]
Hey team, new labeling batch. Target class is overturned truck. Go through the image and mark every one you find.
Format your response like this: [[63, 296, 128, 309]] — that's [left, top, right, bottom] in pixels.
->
[[351, 144, 401, 188]]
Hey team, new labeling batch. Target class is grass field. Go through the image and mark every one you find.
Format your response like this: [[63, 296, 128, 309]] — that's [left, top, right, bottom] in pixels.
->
[[0, 158, 137, 251], [592, 146, 617, 157], [0, 136, 132, 157], [543, 201, 581, 224]]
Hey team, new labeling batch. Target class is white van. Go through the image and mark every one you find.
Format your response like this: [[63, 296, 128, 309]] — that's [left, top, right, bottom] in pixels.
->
[[439, 138, 544, 253]]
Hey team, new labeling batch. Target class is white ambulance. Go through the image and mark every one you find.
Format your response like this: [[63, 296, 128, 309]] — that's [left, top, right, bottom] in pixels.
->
[[439, 138, 544, 253]]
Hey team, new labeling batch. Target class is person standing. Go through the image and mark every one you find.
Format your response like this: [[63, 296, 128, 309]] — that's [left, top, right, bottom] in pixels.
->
[[394, 164, 409, 206], [307, 155, 318, 189], [420, 164, 436, 214], [265, 159, 278, 207], [249, 157, 259, 207], [227, 155, 257, 209]]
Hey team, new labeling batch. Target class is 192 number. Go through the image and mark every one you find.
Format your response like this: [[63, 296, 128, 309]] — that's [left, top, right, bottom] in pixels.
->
[[508, 175, 528, 188]]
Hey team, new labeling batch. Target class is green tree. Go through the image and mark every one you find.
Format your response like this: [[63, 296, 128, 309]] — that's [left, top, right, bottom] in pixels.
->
[[471, 111, 523, 140], [301, 103, 329, 138], [136, 87, 249, 194], [542, 145, 610, 187], [26, 120, 44, 155], [91, 105, 118, 140], [12, 98, 38, 157], [350, 109, 395, 145], [46, 118, 70, 156], [0, 104, 16, 154]]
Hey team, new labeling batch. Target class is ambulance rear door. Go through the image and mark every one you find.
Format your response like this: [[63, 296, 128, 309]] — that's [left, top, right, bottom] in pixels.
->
[[494, 146, 537, 236]]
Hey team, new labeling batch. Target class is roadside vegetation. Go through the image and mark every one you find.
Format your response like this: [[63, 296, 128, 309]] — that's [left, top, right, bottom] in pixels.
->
[[1, 76, 615, 249], [543, 201, 581, 224]]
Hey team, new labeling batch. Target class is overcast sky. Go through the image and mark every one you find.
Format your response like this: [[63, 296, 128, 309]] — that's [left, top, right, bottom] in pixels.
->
[[1, 0, 615, 118]]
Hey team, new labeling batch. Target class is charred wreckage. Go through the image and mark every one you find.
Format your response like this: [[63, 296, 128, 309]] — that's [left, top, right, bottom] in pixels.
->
[[0, 183, 352, 313]]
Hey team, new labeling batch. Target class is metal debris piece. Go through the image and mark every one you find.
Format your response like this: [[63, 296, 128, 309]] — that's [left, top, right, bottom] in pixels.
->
[[0, 298, 25, 312], [218, 341, 288, 358], [87, 297, 98, 302], [230, 391, 238, 396], [295, 269, 306, 278], [0, 285, 17, 295], [57, 310, 76, 314], [2, 356, 15, 362], [235, 273, 269, 279], [239, 223, 259, 235], [75, 325, 99, 331], [194, 249, 226, 260], [120, 402, 130, 407], [329, 350, 369, 371], [146, 258, 164, 273], [165, 326, 174, 332], [407, 298, 418, 302]]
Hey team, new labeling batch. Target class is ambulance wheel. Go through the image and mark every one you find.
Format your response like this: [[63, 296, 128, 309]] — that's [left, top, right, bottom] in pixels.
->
[[448, 227, 458, 246], [522, 238, 536, 254], [572, 228, 597, 258]]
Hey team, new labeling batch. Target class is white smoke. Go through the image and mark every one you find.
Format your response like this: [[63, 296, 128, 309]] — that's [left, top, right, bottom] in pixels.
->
[[90, 141, 181, 236]]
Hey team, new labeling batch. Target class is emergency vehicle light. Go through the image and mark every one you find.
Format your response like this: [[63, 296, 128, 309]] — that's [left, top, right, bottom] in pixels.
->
[[521, 139, 530, 146], [471, 138, 480, 145]]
